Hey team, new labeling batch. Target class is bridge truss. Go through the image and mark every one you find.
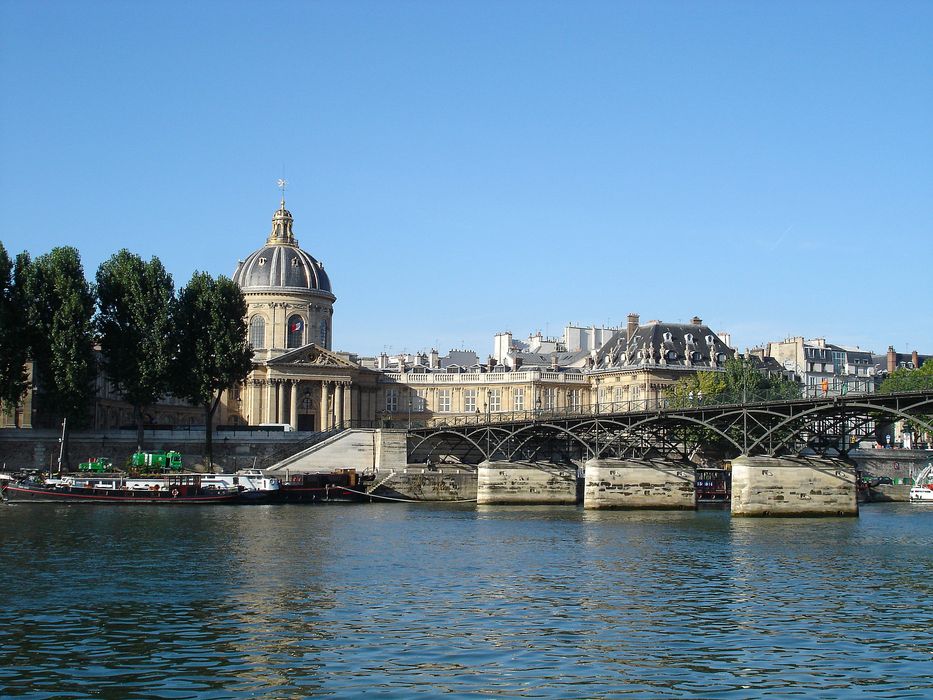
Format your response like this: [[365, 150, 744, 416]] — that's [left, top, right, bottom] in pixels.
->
[[407, 390, 933, 465]]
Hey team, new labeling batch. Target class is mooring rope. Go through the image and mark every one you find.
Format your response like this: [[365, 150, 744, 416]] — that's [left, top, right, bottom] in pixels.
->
[[339, 485, 477, 504]]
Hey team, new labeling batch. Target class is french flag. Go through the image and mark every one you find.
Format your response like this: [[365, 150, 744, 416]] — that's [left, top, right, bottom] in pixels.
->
[[290, 319, 303, 333]]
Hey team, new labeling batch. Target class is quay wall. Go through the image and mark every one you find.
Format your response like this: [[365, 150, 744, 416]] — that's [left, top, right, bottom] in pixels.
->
[[0, 429, 364, 473], [849, 449, 932, 482], [477, 461, 578, 505], [732, 456, 858, 517], [584, 459, 695, 510]]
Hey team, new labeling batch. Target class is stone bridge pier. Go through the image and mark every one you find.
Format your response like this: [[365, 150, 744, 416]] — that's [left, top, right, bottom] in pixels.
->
[[476, 461, 579, 505], [583, 459, 696, 510], [731, 455, 858, 517]]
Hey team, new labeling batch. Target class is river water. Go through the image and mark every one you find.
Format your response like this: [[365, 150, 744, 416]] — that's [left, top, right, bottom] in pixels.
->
[[1, 502, 931, 698]]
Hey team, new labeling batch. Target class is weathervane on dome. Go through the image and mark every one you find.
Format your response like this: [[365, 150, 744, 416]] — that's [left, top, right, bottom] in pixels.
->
[[276, 178, 288, 206]]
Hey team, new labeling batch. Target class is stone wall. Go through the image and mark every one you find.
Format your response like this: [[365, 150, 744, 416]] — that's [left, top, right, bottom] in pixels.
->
[[0, 429, 321, 473], [584, 458, 695, 509], [849, 449, 932, 482]]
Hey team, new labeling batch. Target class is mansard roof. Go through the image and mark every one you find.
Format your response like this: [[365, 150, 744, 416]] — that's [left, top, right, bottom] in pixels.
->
[[596, 321, 735, 371]]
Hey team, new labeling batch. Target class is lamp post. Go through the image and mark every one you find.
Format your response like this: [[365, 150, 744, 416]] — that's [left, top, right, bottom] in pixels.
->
[[407, 390, 412, 430], [483, 397, 490, 460]]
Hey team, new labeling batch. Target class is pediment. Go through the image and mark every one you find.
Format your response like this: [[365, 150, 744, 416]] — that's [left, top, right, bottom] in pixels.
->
[[265, 344, 358, 369]]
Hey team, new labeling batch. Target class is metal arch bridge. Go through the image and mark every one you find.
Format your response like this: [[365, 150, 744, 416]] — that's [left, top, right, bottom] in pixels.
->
[[406, 390, 933, 465]]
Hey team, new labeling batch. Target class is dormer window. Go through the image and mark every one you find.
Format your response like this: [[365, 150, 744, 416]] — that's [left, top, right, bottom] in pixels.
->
[[663, 332, 672, 342], [667, 350, 678, 360], [685, 333, 694, 344], [291, 258, 299, 268], [691, 351, 702, 362], [706, 335, 714, 345], [258, 257, 267, 266]]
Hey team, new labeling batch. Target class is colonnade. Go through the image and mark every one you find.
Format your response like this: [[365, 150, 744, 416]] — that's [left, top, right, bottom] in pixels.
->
[[245, 377, 380, 431]]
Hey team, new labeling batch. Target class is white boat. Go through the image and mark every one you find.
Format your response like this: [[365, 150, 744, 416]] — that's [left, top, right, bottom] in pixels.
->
[[200, 469, 281, 502], [909, 463, 933, 503]]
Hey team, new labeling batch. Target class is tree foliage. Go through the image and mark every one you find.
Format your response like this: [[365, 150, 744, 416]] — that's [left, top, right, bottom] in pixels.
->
[[878, 359, 933, 394], [25, 247, 96, 471], [666, 357, 801, 407], [170, 272, 253, 467], [96, 250, 175, 449], [0, 243, 31, 422]]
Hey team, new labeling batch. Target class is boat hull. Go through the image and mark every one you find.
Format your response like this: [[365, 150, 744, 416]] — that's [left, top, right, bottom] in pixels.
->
[[3, 483, 240, 504]]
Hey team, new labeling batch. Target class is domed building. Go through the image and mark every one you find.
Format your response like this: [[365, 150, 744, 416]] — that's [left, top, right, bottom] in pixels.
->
[[225, 198, 380, 432], [232, 200, 335, 355]]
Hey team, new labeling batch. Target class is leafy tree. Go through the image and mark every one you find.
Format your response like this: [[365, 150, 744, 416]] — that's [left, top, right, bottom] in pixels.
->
[[878, 359, 933, 394], [879, 359, 933, 443], [96, 250, 175, 450], [169, 272, 253, 469], [666, 357, 800, 407], [0, 244, 31, 424], [665, 371, 725, 408], [26, 247, 96, 468]]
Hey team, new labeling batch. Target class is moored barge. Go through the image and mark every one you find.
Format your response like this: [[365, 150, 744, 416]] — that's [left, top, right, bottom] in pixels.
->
[[2, 473, 241, 504]]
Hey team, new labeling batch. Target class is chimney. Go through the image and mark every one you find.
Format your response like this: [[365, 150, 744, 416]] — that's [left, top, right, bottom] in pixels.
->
[[488, 356, 497, 371], [551, 353, 559, 370], [514, 356, 523, 370], [627, 313, 640, 341], [912, 350, 920, 368], [887, 346, 896, 374], [691, 316, 702, 326], [429, 348, 439, 369]]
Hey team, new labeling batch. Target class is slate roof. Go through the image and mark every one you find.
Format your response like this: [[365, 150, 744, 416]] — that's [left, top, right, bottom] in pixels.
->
[[596, 321, 735, 370]]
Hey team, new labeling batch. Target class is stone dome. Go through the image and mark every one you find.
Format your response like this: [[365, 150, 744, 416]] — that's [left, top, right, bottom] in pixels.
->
[[233, 201, 334, 296]]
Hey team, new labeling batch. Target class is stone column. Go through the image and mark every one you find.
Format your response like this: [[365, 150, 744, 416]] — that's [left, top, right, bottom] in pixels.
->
[[321, 381, 331, 430], [265, 379, 275, 423], [277, 379, 286, 424], [335, 382, 345, 428], [248, 379, 257, 425], [289, 380, 299, 431], [351, 386, 359, 426]]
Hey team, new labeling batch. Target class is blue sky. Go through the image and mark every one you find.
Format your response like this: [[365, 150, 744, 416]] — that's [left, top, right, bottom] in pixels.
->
[[1, 1, 930, 358]]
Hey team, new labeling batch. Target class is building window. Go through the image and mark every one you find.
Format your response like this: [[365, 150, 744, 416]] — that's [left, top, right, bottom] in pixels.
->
[[438, 390, 451, 413], [249, 315, 265, 349], [415, 390, 427, 411], [386, 389, 398, 412], [544, 387, 557, 409], [320, 319, 328, 347], [287, 315, 304, 348], [464, 389, 477, 413], [513, 388, 524, 411], [614, 386, 624, 404], [488, 389, 501, 412], [567, 390, 580, 410]]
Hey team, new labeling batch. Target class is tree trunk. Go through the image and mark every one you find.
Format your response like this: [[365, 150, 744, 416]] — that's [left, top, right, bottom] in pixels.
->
[[134, 404, 144, 452], [204, 402, 213, 471], [204, 392, 224, 472]]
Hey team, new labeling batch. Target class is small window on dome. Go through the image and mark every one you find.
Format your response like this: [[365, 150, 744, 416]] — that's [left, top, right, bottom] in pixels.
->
[[291, 258, 299, 268], [258, 257, 267, 267], [287, 315, 304, 348]]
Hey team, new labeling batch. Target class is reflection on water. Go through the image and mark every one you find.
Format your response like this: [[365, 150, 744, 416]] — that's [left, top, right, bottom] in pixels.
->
[[1, 503, 931, 698]]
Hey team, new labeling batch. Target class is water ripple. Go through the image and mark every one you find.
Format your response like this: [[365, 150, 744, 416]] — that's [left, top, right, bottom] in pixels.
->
[[1, 503, 931, 697]]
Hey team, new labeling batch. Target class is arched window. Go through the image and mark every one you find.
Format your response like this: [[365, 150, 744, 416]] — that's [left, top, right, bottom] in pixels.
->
[[249, 316, 265, 349], [320, 319, 328, 347], [287, 315, 304, 348]]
